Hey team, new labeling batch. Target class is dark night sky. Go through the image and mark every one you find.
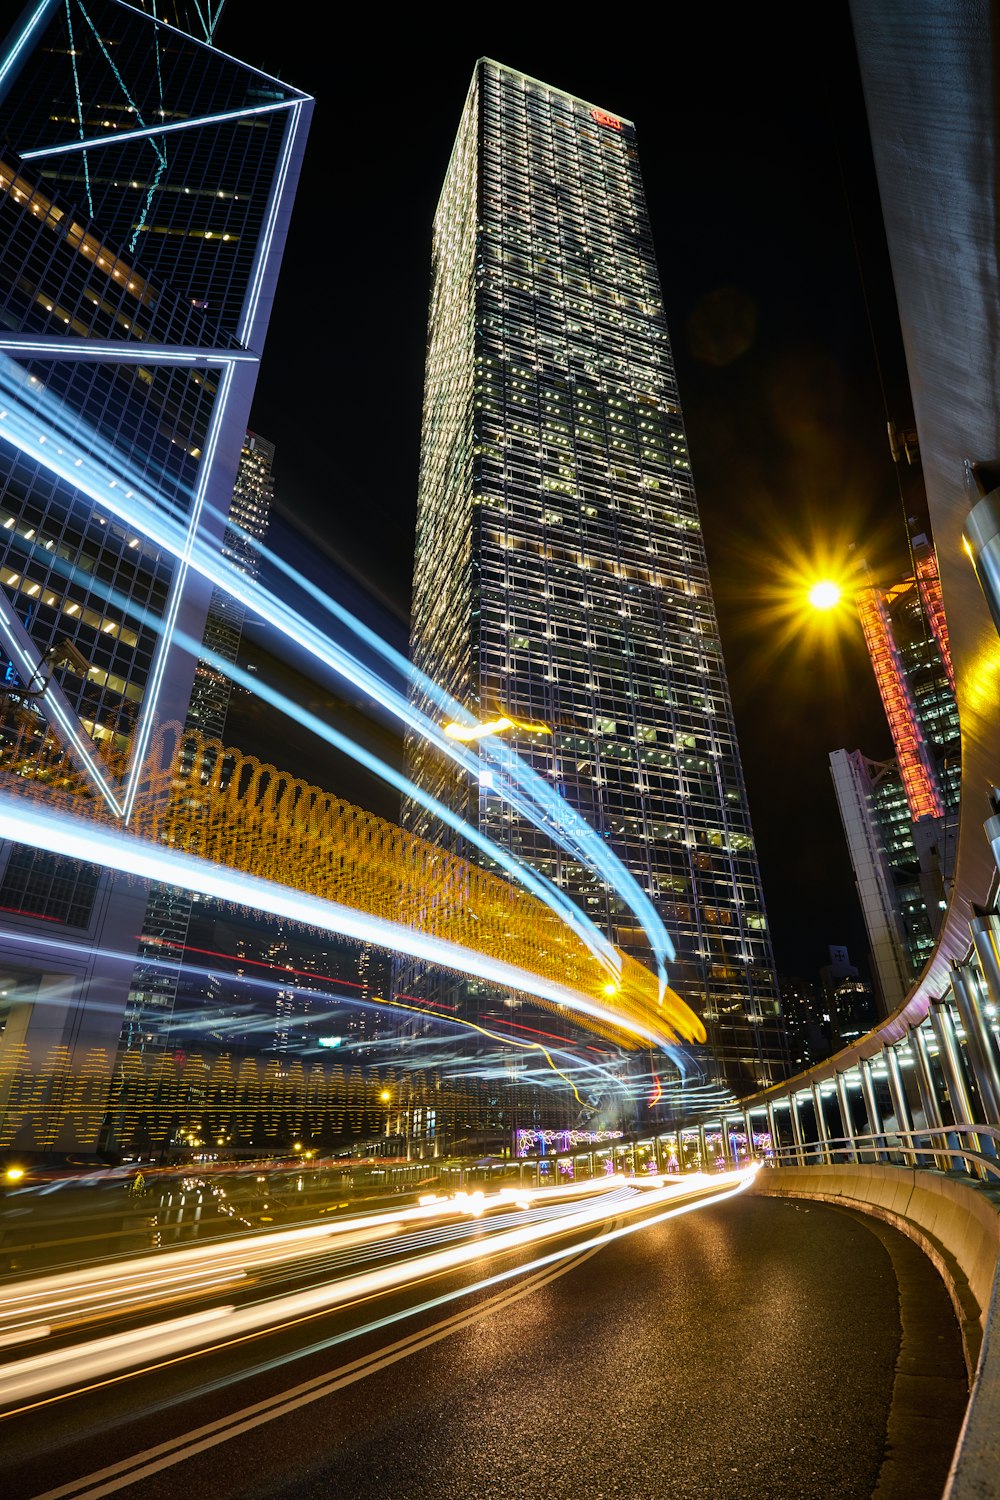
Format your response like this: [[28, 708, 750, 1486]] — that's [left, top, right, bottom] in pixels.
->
[[214, 6, 922, 987]]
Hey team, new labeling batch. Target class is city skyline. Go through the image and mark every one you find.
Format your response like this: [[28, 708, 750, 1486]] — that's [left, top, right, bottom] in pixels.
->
[[0, 5, 924, 1048], [216, 10, 922, 984], [0, 16, 996, 1500]]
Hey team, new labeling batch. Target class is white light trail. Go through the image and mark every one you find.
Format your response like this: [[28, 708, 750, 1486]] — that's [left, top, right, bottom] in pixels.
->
[[183, 635, 616, 973], [0, 350, 675, 993], [0, 1178, 630, 1343], [0, 923, 626, 1093], [236, 516, 675, 983], [0, 795, 683, 1047], [0, 1169, 756, 1406], [0, 358, 621, 973]]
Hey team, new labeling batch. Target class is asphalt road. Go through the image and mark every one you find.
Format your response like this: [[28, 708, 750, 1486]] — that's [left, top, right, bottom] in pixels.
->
[[0, 1190, 969, 1500]]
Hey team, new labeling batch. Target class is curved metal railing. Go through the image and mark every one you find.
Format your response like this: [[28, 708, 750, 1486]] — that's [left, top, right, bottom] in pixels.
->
[[764, 1124, 1000, 1185]]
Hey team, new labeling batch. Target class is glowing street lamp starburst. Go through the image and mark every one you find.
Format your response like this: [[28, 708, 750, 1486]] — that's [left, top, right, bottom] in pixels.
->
[[808, 579, 842, 611], [710, 511, 871, 702]]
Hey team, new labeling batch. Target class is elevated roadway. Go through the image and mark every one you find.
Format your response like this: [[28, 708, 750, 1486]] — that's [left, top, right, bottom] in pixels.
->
[[0, 1173, 966, 1500]]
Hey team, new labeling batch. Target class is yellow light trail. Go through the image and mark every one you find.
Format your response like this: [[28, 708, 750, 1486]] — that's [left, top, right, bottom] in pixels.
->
[[442, 709, 552, 741], [0, 718, 705, 1053]]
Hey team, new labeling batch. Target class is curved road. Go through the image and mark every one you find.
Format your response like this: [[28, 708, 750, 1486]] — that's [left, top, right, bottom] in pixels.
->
[[0, 1192, 967, 1500]]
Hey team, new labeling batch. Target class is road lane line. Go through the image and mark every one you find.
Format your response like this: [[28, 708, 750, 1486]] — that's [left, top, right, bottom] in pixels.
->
[[27, 1245, 602, 1500], [26, 1174, 754, 1498]]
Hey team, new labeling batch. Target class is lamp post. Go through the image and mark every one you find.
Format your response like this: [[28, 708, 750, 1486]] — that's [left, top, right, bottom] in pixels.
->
[[380, 1083, 411, 1161]]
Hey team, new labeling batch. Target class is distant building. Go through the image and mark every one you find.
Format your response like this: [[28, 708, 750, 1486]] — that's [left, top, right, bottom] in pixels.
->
[[352, 945, 390, 1058], [830, 749, 936, 1009], [144, 907, 389, 1062], [777, 974, 833, 1070], [831, 534, 959, 1011], [818, 944, 878, 1045], [779, 947, 877, 1068], [186, 433, 274, 742]]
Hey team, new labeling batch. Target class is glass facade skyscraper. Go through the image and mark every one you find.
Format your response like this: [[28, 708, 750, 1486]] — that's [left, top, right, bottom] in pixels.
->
[[185, 430, 274, 744], [404, 60, 789, 1103], [122, 430, 275, 1060], [830, 748, 936, 1011], [0, 0, 310, 1151], [831, 534, 960, 1012]]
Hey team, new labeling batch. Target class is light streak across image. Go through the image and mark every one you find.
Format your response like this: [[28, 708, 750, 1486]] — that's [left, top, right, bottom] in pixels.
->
[[223, 510, 676, 986], [0, 1168, 757, 1410], [0, 349, 679, 1003], [177, 635, 617, 975], [0, 925, 619, 1099], [0, 794, 687, 1049]]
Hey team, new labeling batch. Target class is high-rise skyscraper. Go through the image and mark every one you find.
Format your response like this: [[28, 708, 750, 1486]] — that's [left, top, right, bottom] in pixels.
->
[[403, 60, 789, 1105], [186, 431, 274, 743], [830, 534, 960, 1010], [0, 1, 310, 1151], [853, 534, 959, 832], [121, 431, 275, 1058], [830, 747, 933, 1008]]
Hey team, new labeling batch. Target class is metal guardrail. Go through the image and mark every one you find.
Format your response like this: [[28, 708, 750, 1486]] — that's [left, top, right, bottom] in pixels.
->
[[765, 1124, 1000, 1185], [693, 899, 1000, 1193]]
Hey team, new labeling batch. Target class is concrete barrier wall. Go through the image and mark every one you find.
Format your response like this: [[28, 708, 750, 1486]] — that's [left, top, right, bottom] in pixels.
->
[[753, 1163, 1000, 1500]]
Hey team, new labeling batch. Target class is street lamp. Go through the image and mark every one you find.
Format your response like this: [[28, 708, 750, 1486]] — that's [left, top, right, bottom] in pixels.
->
[[379, 1088, 397, 1159], [808, 579, 842, 611]]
